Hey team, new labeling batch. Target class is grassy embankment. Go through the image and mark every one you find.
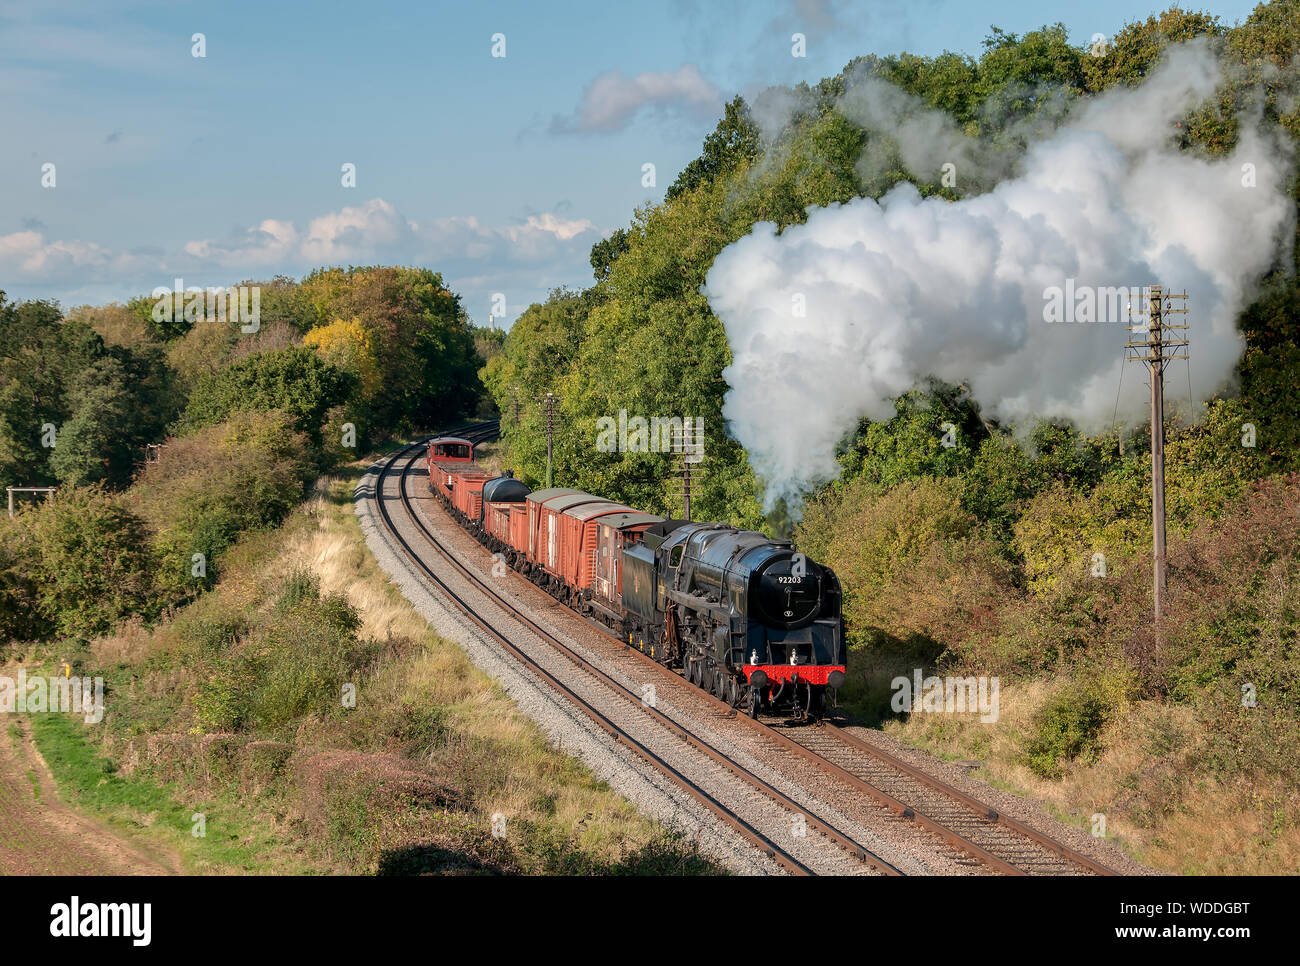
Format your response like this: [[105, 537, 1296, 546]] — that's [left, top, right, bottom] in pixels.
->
[[799, 462, 1300, 875], [25, 465, 717, 875]]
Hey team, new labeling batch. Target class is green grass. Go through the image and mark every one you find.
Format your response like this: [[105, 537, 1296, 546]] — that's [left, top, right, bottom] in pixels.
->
[[27, 702, 311, 873]]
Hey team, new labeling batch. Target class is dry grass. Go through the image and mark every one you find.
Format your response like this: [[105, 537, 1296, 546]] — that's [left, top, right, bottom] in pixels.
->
[[278, 471, 678, 868], [73, 466, 707, 874], [471, 440, 504, 476], [89, 615, 155, 667], [885, 680, 1300, 874]]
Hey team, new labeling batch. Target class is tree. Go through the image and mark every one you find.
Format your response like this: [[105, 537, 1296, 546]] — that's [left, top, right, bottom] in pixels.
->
[[241, 275, 318, 332], [976, 23, 1085, 106], [298, 266, 480, 430], [129, 410, 313, 596], [1081, 8, 1224, 93], [1, 295, 178, 490], [2, 303, 111, 487], [303, 317, 381, 404], [666, 95, 761, 201], [67, 302, 158, 351], [835, 382, 986, 489], [167, 318, 239, 395], [127, 292, 191, 342], [48, 357, 136, 486], [180, 344, 356, 440], [590, 228, 630, 282]]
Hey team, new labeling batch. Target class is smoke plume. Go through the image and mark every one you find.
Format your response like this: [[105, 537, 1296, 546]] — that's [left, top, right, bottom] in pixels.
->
[[703, 42, 1295, 512]]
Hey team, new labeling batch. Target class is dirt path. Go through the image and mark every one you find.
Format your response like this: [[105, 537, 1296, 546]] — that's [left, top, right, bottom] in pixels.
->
[[0, 717, 176, 875]]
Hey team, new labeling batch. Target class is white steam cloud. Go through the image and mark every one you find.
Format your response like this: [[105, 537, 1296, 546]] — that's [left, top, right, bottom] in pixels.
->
[[704, 42, 1295, 511]]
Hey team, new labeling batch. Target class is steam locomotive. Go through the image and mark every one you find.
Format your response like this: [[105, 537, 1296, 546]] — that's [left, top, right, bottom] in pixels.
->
[[427, 436, 846, 719]]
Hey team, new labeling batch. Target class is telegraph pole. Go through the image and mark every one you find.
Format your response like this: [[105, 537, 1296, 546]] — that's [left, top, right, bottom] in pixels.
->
[[670, 421, 705, 521], [543, 392, 557, 489], [681, 450, 692, 521], [1126, 285, 1188, 622]]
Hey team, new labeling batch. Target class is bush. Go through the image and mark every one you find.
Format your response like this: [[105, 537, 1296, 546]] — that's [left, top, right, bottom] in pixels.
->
[[129, 411, 312, 597], [796, 475, 1019, 719], [192, 574, 377, 734], [1012, 478, 1146, 596], [0, 514, 47, 643], [1160, 474, 1300, 705], [1022, 682, 1109, 779], [250, 595, 375, 730], [24, 486, 158, 639], [798, 476, 1011, 650]]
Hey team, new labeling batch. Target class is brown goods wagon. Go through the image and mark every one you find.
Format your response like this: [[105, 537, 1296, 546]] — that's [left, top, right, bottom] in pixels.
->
[[430, 460, 483, 496], [526, 489, 610, 578], [483, 501, 512, 544], [559, 500, 635, 590], [451, 471, 492, 521], [524, 488, 583, 564], [508, 503, 529, 556], [534, 492, 620, 583]]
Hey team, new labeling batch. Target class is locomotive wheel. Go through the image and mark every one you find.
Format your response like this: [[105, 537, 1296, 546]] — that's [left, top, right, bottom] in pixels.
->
[[747, 689, 760, 719]]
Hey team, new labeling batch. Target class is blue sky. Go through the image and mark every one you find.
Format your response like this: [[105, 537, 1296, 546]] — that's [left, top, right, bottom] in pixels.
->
[[0, 0, 1264, 325]]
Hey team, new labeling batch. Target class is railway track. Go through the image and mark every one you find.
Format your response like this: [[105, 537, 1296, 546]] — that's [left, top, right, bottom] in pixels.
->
[[371, 431, 901, 876], [376, 424, 1118, 876]]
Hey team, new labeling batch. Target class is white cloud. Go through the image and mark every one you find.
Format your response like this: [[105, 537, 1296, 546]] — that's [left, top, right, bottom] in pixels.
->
[[509, 213, 597, 241], [0, 199, 602, 323], [179, 200, 598, 269], [553, 64, 722, 133], [0, 229, 149, 279]]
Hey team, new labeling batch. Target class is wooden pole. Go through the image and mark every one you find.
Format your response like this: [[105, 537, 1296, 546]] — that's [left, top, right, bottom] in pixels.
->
[[544, 392, 554, 489], [683, 450, 691, 521], [1149, 288, 1167, 622], [1125, 285, 1187, 625]]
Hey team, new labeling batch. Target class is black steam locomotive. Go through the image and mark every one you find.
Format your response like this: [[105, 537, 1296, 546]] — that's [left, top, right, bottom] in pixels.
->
[[622, 522, 846, 719]]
